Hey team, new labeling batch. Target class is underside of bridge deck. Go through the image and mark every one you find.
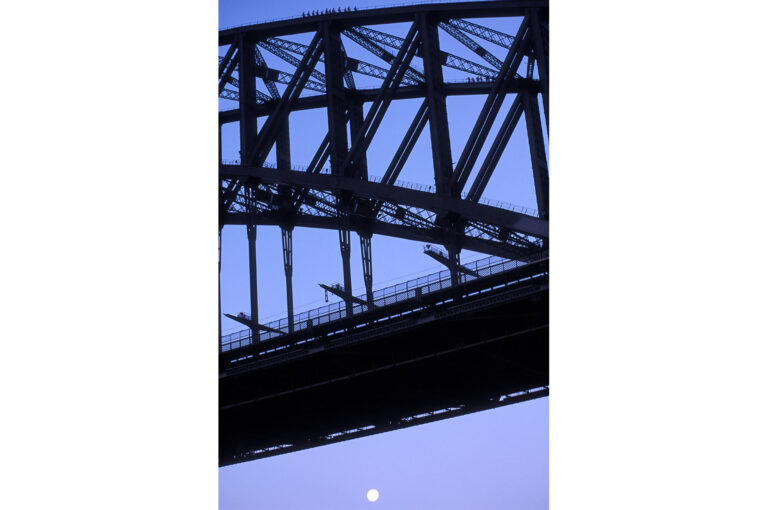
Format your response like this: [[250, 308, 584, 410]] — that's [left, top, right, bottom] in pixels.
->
[[220, 272, 548, 466]]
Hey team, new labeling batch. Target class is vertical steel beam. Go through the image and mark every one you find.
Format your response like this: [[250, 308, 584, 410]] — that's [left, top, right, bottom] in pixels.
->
[[238, 36, 258, 168], [281, 228, 294, 333], [322, 22, 350, 177], [240, 36, 261, 341], [324, 22, 354, 318], [348, 99, 367, 179], [417, 13, 453, 196], [447, 244, 460, 288], [277, 116, 294, 333], [338, 228, 353, 317], [360, 234, 374, 308], [527, 7, 549, 128], [246, 222, 259, 338], [276, 115, 291, 201], [522, 90, 549, 218]]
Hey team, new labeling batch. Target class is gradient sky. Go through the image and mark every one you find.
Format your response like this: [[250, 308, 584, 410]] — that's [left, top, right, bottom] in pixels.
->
[[219, 1, 548, 507]]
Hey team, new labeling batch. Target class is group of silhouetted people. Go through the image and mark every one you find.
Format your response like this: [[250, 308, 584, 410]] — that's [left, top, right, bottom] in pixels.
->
[[302, 7, 358, 17], [467, 76, 493, 83]]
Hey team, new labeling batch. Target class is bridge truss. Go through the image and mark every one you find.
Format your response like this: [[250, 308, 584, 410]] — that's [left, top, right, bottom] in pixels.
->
[[219, 0, 549, 465]]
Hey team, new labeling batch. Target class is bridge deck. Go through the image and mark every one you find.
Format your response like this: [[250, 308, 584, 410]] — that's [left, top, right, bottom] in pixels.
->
[[220, 254, 548, 466]]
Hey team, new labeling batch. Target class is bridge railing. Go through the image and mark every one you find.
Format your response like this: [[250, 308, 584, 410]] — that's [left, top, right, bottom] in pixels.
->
[[221, 250, 547, 352]]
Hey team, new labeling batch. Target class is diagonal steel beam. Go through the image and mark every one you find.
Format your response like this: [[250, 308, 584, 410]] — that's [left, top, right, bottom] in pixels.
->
[[219, 44, 238, 78], [259, 40, 327, 86], [267, 36, 418, 86], [521, 89, 548, 218], [246, 31, 323, 166], [466, 94, 524, 202], [223, 31, 324, 210], [353, 25, 498, 79], [339, 22, 421, 178], [439, 22, 503, 70], [446, 18, 515, 49], [450, 17, 531, 193], [340, 40, 356, 90], [343, 28, 425, 84], [253, 45, 280, 99], [219, 47, 240, 95], [370, 99, 428, 218], [219, 53, 326, 93], [381, 99, 428, 186]]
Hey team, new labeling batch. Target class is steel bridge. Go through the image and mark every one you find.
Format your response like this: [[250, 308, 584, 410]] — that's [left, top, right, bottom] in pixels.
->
[[219, 0, 548, 467]]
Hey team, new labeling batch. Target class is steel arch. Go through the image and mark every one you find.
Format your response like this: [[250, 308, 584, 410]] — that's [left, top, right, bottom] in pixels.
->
[[218, 0, 548, 333]]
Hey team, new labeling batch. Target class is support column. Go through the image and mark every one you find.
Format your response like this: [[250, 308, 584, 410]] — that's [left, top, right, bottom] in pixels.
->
[[348, 99, 367, 179], [281, 227, 294, 333], [447, 244, 460, 288], [339, 228, 353, 317], [522, 90, 549, 219], [246, 223, 259, 338], [276, 116, 291, 171], [418, 13, 453, 196], [360, 234, 374, 309], [322, 22, 350, 177], [238, 36, 258, 165], [276, 110, 294, 334]]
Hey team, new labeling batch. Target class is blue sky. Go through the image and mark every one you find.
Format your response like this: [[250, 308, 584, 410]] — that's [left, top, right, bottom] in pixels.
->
[[219, 1, 548, 507]]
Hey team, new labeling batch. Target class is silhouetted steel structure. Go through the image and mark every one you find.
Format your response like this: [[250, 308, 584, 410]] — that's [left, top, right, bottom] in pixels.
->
[[219, 0, 548, 467]]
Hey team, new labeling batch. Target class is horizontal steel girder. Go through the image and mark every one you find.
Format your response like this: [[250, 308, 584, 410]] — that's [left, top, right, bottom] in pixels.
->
[[220, 166, 548, 239], [218, 78, 540, 122], [219, 1, 548, 44], [221, 211, 528, 259]]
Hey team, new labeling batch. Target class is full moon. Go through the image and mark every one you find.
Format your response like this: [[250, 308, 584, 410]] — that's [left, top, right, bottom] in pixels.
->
[[366, 489, 379, 502]]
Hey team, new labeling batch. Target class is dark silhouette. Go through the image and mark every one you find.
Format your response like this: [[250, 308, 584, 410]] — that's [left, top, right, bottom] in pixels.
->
[[218, 1, 550, 467]]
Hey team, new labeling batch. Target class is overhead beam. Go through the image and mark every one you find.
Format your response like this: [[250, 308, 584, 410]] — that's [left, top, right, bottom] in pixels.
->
[[221, 211, 530, 259], [221, 166, 548, 238], [218, 78, 540, 122]]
